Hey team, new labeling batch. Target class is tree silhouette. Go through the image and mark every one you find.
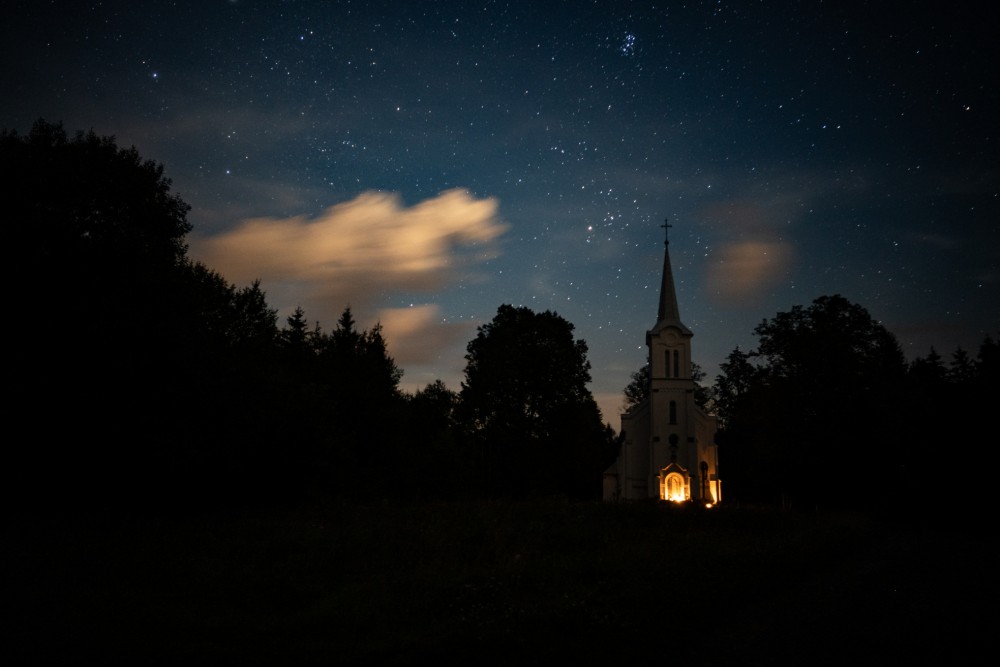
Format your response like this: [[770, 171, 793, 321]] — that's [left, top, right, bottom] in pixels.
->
[[713, 295, 907, 508], [948, 347, 976, 384], [622, 363, 651, 412], [2, 120, 296, 512], [304, 307, 405, 494], [279, 306, 311, 357], [900, 333, 999, 511], [403, 381, 473, 499], [458, 304, 616, 498], [623, 361, 710, 412]]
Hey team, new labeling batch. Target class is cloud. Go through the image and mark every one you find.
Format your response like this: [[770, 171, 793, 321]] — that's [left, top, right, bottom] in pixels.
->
[[377, 304, 474, 367], [190, 188, 508, 372], [698, 198, 795, 305], [195, 188, 504, 282], [707, 241, 792, 304]]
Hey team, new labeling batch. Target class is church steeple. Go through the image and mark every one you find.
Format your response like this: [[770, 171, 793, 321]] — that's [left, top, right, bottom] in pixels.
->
[[652, 219, 691, 336], [656, 219, 681, 326]]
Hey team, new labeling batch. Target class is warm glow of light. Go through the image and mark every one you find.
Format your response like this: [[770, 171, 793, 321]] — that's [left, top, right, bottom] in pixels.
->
[[706, 240, 792, 304], [196, 189, 505, 285], [662, 472, 687, 502], [191, 188, 507, 321], [191, 188, 508, 373], [377, 304, 471, 365]]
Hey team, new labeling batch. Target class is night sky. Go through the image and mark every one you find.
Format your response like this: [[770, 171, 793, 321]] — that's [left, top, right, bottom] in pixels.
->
[[4, 1, 997, 423]]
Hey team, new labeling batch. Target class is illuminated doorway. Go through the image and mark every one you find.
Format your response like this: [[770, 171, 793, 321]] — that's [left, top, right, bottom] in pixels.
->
[[664, 472, 686, 502]]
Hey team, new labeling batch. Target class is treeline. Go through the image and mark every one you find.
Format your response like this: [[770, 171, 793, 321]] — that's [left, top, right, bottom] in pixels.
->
[[9, 120, 991, 516], [708, 295, 998, 511], [5, 120, 616, 515]]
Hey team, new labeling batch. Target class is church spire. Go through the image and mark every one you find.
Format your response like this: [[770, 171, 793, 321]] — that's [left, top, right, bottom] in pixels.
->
[[656, 218, 682, 325]]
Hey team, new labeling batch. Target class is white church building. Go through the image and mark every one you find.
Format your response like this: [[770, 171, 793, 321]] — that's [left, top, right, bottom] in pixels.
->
[[603, 225, 721, 504]]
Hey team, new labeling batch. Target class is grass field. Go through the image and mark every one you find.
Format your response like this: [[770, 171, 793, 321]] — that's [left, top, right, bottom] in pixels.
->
[[10, 499, 989, 665]]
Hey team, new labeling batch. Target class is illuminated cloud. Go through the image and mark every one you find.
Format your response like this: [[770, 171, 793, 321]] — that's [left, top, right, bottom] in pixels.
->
[[699, 198, 794, 305], [707, 241, 792, 303], [191, 188, 508, 376], [195, 188, 504, 285], [377, 304, 473, 366]]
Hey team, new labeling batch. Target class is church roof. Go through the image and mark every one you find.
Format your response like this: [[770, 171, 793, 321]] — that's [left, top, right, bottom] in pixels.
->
[[650, 234, 693, 337]]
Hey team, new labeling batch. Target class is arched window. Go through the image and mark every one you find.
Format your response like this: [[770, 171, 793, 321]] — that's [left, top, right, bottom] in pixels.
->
[[664, 472, 685, 502], [673, 350, 680, 378], [669, 400, 677, 424]]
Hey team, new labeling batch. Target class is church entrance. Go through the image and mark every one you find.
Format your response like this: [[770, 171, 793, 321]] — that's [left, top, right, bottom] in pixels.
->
[[663, 472, 686, 502]]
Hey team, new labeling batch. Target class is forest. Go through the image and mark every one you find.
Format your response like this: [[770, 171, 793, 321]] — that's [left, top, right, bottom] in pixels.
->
[[5, 119, 996, 516]]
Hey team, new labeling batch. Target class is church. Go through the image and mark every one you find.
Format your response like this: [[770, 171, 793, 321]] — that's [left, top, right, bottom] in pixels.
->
[[603, 224, 721, 504]]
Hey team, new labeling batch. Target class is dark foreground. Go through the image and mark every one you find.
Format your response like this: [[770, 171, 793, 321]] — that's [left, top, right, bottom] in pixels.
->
[[10, 499, 989, 665]]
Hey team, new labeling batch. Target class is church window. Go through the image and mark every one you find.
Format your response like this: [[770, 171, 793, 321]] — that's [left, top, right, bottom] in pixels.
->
[[672, 350, 680, 378], [669, 400, 677, 424]]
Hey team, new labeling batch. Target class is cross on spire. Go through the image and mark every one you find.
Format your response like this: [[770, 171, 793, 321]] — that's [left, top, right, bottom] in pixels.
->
[[660, 218, 673, 244]]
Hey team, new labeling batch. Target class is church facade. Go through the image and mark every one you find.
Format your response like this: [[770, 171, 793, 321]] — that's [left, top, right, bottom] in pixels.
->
[[603, 228, 721, 503]]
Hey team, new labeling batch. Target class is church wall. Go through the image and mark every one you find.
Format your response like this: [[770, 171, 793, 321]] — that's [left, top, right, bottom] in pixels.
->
[[648, 383, 693, 487], [619, 404, 651, 499]]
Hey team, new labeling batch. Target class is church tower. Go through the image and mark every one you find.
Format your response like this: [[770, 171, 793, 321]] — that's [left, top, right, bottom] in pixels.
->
[[603, 222, 721, 503]]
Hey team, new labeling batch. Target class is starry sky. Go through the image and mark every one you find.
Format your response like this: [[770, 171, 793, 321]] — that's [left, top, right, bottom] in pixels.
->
[[4, 0, 997, 423]]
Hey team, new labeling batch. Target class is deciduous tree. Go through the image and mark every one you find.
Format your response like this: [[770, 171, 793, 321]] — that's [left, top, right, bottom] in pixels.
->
[[458, 305, 616, 498], [2, 120, 293, 511], [713, 295, 907, 508], [623, 361, 711, 412]]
